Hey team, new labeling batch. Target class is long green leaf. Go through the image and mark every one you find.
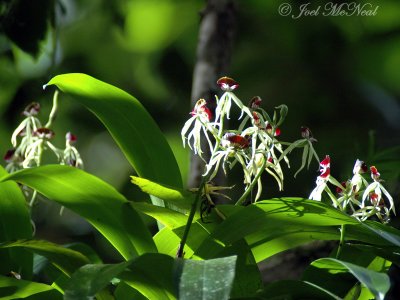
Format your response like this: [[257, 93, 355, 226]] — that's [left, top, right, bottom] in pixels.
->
[[64, 260, 133, 300], [179, 255, 237, 300], [195, 198, 358, 258], [131, 176, 194, 211], [311, 258, 390, 300], [0, 275, 61, 300], [0, 165, 156, 260], [0, 240, 90, 276], [131, 202, 188, 229], [0, 165, 33, 279], [195, 199, 399, 261], [64, 253, 176, 300], [121, 253, 176, 300], [44, 73, 182, 188]]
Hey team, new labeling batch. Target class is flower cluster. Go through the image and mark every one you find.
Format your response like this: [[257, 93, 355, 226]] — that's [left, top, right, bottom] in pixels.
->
[[4, 98, 83, 174], [309, 156, 396, 223], [182, 77, 318, 203]]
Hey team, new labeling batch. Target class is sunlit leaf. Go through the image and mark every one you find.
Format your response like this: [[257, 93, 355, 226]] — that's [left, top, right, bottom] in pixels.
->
[[0, 275, 61, 300], [0, 165, 156, 260], [311, 258, 390, 300], [131, 176, 194, 211], [44, 73, 182, 188], [131, 202, 188, 229], [179, 255, 237, 300], [0, 165, 33, 279], [64, 260, 132, 300], [0, 240, 90, 276]]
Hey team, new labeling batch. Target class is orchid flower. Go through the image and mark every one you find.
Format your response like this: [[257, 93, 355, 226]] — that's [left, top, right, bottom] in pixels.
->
[[215, 77, 252, 122], [309, 155, 331, 201], [181, 99, 217, 159]]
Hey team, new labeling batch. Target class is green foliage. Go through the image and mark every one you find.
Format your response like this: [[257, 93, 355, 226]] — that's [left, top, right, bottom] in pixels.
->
[[1, 74, 399, 299], [0, 165, 33, 279], [1, 165, 156, 260], [178, 256, 237, 300]]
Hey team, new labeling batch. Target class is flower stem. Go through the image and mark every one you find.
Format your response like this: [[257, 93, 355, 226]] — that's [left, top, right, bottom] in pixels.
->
[[45, 90, 59, 128], [176, 174, 209, 258], [336, 224, 346, 258], [235, 156, 266, 205]]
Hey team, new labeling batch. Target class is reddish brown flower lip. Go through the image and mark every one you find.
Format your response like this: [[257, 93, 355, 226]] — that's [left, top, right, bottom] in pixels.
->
[[22, 102, 40, 116], [4, 149, 16, 162], [320, 155, 330, 167], [33, 128, 55, 139], [266, 124, 281, 136], [66, 132, 77, 143], [249, 96, 262, 109], [217, 76, 239, 91], [191, 99, 213, 121], [370, 166, 380, 180], [336, 181, 347, 195], [223, 133, 250, 149]]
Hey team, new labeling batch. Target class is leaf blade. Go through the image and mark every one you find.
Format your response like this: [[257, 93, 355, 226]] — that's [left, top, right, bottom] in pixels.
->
[[45, 73, 182, 188], [1, 165, 156, 260]]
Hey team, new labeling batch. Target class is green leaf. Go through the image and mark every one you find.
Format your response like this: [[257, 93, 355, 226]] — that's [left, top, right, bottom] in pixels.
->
[[65, 253, 176, 300], [195, 199, 400, 262], [44, 73, 182, 188], [121, 253, 176, 300], [114, 282, 148, 300], [311, 258, 390, 300], [154, 227, 194, 258], [131, 176, 194, 211], [0, 240, 90, 276], [0, 165, 33, 279], [257, 280, 341, 300], [131, 202, 188, 229], [196, 198, 358, 258], [64, 260, 133, 300], [0, 165, 156, 260], [218, 240, 262, 298], [0, 275, 61, 300], [178, 255, 237, 300]]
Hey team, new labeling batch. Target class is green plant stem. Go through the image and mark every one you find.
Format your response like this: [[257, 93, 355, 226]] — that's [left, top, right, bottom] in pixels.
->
[[336, 224, 346, 258], [176, 174, 209, 258], [45, 90, 59, 128], [235, 156, 266, 205]]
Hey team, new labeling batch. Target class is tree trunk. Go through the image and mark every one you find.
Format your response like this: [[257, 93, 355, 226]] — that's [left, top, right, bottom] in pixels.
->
[[188, 0, 236, 188]]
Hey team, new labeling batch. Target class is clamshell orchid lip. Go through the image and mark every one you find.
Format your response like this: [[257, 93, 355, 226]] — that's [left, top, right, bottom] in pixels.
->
[[320, 155, 330, 167], [370, 165, 380, 181], [191, 99, 213, 121], [265, 124, 281, 136], [217, 76, 239, 92], [249, 96, 262, 109], [223, 133, 250, 149], [66, 132, 77, 143], [301, 126, 317, 142], [336, 181, 347, 195], [4, 149, 16, 162], [33, 128, 55, 139], [22, 102, 41, 116], [353, 159, 368, 174]]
